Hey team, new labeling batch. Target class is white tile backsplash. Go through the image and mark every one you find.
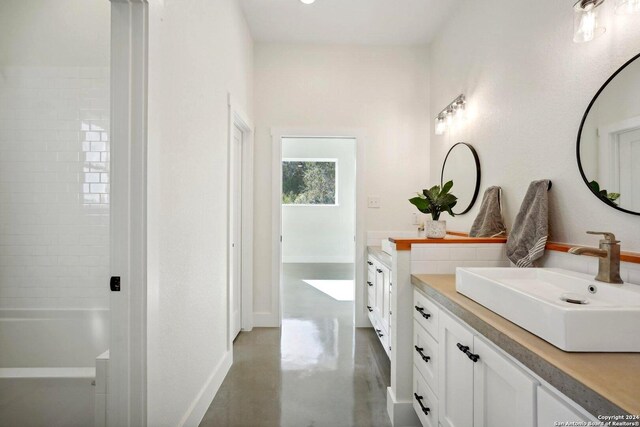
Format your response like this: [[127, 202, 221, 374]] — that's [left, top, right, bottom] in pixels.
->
[[541, 250, 640, 286], [411, 243, 510, 274], [0, 66, 110, 309]]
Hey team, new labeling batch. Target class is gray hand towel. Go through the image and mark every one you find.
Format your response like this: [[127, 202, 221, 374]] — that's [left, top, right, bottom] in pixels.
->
[[469, 186, 507, 238], [506, 180, 550, 268]]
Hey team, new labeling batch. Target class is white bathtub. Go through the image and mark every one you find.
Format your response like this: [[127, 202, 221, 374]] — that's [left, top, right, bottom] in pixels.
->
[[0, 309, 109, 427]]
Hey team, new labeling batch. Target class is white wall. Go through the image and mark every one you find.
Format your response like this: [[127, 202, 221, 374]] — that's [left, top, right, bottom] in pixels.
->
[[428, 0, 640, 251], [282, 138, 355, 264], [146, 0, 253, 425], [253, 44, 430, 323], [0, 0, 110, 309]]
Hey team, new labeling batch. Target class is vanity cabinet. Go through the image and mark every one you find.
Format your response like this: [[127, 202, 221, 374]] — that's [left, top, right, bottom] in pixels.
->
[[414, 291, 537, 427], [367, 254, 392, 356]]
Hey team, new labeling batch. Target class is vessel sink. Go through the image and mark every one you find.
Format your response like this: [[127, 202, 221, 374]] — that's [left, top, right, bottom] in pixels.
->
[[456, 268, 640, 352]]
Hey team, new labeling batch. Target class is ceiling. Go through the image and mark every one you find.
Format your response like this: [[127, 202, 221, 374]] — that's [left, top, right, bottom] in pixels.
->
[[239, 0, 461, 45]]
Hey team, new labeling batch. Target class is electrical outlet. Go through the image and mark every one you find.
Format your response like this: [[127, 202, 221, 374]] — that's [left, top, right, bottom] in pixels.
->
[[367, 196, 381, 209]]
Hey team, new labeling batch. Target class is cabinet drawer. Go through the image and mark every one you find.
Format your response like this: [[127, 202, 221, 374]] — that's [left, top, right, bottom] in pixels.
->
[[414, 367, 439, 427], [414, 290, 439, 341], [414, 321, 438, 396], [367, 256, 375, 273]]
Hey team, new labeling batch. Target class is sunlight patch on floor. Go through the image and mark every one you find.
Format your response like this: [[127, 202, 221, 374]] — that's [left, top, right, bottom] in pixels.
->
[[302, 280, 354, 301]]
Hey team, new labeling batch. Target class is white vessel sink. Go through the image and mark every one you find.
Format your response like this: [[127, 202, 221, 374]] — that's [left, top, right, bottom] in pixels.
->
[[456, 268, 640, 352]]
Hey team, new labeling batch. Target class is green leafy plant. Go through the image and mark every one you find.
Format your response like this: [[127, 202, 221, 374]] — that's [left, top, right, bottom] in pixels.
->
[[589, 181, 620, 207], [409, 181, 458, 221]]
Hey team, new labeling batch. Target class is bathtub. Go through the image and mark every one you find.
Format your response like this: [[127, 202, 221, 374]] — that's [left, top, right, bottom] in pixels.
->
[[0, 309, 109, 427]]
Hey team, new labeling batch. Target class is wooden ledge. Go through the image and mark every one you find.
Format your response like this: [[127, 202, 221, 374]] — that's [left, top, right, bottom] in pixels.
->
[[389, 232, 507, 251]]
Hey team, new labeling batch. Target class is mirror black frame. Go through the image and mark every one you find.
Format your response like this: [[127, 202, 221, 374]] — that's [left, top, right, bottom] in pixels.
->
[[440, 142, 481, 215], [576, 52, 640, 217]]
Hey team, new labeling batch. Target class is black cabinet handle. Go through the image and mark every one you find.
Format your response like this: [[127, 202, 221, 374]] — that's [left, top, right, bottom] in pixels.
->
[[367, 306, 373, 312], [414, 346, 431, 363], [376, 268, 383, 273], [457, 343, 479, 362], [376, 329, 384, 337], [367, 281, 373, 287], [414, 393, 430, 415], [414, 306, 431, 319], [367, 261, 373, 266]]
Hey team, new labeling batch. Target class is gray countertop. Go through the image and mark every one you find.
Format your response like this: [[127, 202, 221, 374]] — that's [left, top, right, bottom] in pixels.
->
[[367, 246, 392, 269], [411, 274, 640, 418]]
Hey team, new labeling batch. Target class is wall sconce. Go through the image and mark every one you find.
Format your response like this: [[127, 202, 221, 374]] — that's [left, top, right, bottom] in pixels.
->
[[434, 94, 465, 136], [573, 0, 639, 43]]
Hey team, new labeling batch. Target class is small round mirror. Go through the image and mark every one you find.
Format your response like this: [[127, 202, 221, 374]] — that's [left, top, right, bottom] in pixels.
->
[[441, 142, 481, 215], [578, 52, 640, 216]]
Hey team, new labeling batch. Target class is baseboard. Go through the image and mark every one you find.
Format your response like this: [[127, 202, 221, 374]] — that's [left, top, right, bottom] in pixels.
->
[[282, 256, 353, 263], [178, 351, 233, 427], [387, 387, 420, 427], [252, 312, 280, 328]]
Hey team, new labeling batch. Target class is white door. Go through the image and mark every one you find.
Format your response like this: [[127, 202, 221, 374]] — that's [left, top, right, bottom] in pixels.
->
[[230, 124, 243, 339], [473, 337, 536, 427], [439, 312, 474, 427], [618, 128, 640, 211]]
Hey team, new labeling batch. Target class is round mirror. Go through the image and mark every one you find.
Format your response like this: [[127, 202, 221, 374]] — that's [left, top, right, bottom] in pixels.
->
[[578, 52, 640, 216], [441, 142, 481, 215]]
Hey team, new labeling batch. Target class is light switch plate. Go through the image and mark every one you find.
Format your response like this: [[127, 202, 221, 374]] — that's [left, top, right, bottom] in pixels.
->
[[367, 196, 381, 208]]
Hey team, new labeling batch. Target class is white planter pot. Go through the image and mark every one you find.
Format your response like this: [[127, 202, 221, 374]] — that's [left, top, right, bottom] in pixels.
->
[[426, 220, 446, 239]]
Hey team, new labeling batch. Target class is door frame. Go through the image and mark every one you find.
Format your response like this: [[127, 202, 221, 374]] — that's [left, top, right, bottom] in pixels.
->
[[109, 0, 148, 426], [270, 128, 368, 327], [227, 94, 254, 349], [598, 115, 640, 193]]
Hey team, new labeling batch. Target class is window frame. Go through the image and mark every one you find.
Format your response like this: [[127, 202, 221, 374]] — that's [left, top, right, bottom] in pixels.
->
[[281, 157, 339, 207]]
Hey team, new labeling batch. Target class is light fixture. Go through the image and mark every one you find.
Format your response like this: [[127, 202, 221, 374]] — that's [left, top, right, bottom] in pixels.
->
[[573, 0, 606, 43], [615, 0, 640, 14], [300, 0, 316, 4], [433, 94, 466, 136]]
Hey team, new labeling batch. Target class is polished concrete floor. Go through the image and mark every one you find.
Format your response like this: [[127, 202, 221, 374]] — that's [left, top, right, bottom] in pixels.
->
[[200, 263, 392, 427]]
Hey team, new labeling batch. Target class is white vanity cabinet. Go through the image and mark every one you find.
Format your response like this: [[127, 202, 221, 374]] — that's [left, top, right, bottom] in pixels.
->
[[367, 254, 392, 356], [414, 290, 538, 427]]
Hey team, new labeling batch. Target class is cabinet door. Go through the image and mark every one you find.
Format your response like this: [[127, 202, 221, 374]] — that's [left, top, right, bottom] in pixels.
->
[[537, 386, 591, 427], [381, 266, 391, 331], [375, 264, 385, 318], [473, 337, 536, 427], [438, 312, 474, 427]]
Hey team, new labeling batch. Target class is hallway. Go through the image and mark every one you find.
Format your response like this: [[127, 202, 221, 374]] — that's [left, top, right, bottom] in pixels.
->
[[200, 264, 391, 427]]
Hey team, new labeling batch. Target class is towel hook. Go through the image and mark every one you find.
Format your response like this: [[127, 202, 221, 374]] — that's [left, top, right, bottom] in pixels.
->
[[547, 181, 552, 191]]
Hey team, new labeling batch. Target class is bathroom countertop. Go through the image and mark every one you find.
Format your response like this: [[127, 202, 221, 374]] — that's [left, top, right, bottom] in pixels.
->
[[367, 246, 392, 270], [411, 274, 640, 418]]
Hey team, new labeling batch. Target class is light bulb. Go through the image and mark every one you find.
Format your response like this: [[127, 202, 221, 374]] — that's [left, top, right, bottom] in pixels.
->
[[435, 117, 446, 135], [445, 110, 454, 127], [616, 0, 640, 14], [573, 0, 606, 43], [455, 102, 466, 123], [300, 0, 316, 4]]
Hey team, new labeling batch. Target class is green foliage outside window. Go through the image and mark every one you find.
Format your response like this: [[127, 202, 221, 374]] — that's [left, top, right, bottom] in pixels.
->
[[282, 160, 337, 205]]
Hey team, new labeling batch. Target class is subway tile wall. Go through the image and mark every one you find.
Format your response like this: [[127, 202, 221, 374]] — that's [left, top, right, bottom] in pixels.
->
[[410, 243, 510, 274], [0, 66, 110, 309]]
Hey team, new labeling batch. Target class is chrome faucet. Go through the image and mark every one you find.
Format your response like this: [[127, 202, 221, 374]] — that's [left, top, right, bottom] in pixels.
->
[[568, 231, 623, 284]]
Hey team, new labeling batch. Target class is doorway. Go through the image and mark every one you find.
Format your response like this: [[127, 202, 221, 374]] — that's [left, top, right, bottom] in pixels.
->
[[227, 97, 254, 347], [278, 137, 357, 327]]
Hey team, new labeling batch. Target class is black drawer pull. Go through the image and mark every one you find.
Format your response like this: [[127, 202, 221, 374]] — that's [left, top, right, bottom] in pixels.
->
[[457, 343, 479, 362], [414, 346, 431, 363], [376, 268, 383, 273], [367, 261, 373, 266], [376, 329, 384, 337], [367, 306, 373, 312], [414, 306, 431, 319], [414, 393, 430, 415], [367, 281, 373, 287]]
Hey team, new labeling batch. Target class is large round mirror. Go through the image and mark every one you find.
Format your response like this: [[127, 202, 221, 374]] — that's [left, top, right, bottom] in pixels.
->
[[441, 142, 481, 215], [578, 52, 640, 216]]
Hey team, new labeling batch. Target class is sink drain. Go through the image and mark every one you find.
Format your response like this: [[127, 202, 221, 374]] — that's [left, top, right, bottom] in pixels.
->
[[560, 293, 589, 305]]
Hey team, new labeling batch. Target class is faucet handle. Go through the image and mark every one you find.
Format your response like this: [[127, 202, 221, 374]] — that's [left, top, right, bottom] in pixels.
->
[[587, 231, 619, 243]]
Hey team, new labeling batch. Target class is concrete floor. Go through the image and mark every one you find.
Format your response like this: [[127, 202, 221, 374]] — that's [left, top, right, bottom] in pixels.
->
[[200, 263, 392, 427]]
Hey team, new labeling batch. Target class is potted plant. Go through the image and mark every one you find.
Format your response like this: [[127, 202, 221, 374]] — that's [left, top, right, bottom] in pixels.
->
[[409, 181, 458, 238]]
